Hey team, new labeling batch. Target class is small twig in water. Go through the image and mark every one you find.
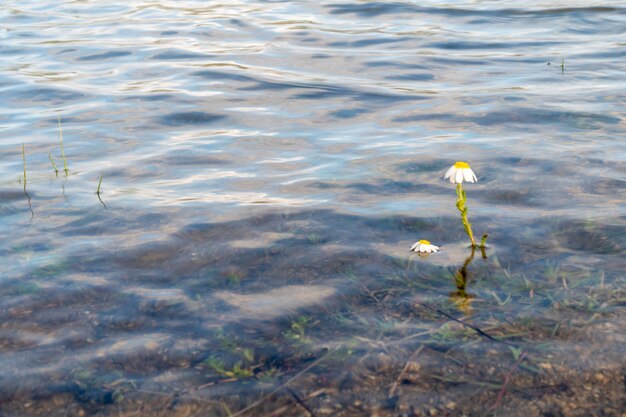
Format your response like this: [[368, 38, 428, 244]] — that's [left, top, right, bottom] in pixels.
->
[[415, 302, 513, 346], [21, 143, 34, 220], [389, 345, 424, 398], [21, 143, 27, 191], [490, 350, 527, 412], [230, 347, 335, 417], [283, 387, 317, 417], [134, 388, 230, 410]]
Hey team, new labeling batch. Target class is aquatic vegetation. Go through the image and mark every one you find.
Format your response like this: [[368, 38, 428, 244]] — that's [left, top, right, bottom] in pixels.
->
[[205, 356, 255, 379], [20, 143, 27, 191], [96, 175, 107, 208], [225, 270, 244, 287], [283, 316, 313, 343], [96, 175, 103, 195], [48, 153, 59, 176], [405, 161, 488, 255], [444, 161, 487, 248], [57, 116, 69, 175], [204, 332, 259, 379], [306, 233, 322, 244], [409, 239, 439, 253]]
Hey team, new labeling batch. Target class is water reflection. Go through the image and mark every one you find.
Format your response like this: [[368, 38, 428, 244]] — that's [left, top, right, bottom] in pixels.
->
[[449, 246, 487, 314]]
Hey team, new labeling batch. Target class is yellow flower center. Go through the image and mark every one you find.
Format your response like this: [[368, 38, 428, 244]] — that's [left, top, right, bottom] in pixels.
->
[[418, 240, 430, 245], [454, 161, 470, 169]]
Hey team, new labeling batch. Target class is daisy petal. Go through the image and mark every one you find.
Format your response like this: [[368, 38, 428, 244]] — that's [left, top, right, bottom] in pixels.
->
[[472, 171, 478, 182], [444, 166, 455, 180], [463, 169, 474, 183], [455, 169, 464, 183], [410, 242, 418, 250]]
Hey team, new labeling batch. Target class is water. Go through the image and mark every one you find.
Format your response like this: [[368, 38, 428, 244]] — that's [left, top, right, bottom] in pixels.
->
[[1, 1, 625, 415]]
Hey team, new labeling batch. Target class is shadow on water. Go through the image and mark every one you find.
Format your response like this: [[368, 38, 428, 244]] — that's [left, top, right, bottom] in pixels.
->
[[0, 208, 624, 416], [326, 3, 624, 18], [159, 111, 227, 127], [394, 107, 621, 130]]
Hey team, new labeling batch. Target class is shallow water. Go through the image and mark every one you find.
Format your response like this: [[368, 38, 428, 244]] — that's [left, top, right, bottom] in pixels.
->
[[1, 1, 625, 416]]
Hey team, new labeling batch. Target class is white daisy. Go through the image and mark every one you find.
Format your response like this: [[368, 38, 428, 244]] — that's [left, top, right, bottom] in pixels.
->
[[444, 161, 478, 184], [410, 240, 440, 253]]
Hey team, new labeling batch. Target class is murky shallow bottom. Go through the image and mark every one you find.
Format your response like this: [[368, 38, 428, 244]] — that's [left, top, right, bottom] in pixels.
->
[[1, 207, 624, 416], [1, 0, 625, 416]]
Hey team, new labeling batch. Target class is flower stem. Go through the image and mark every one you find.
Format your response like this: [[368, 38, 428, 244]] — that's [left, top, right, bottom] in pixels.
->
[[456, 183, 476, 247]]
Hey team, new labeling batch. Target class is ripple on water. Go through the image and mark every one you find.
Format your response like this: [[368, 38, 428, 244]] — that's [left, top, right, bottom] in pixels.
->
[[158, 111, 227, 126], [76, 50, 133, 61]]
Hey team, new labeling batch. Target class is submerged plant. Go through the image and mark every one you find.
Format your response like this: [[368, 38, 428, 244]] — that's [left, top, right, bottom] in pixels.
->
[[205, 356, 255, 379], [96, 175, 103, 195], [444, 161, 487, 248], [48, 153, 59, 176], [283, 316, 311, 343], [96, 175, 107, 209], [21, 143, 27, 191], [57, 116, 69, 175]]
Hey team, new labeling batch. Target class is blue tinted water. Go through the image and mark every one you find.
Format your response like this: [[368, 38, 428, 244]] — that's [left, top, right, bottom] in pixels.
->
[[0, 1, 624, 415]]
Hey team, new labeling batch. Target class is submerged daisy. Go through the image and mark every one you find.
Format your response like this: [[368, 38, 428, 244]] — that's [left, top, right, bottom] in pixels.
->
[[444, 161, 477, 184], [410, 240, 439, 253]]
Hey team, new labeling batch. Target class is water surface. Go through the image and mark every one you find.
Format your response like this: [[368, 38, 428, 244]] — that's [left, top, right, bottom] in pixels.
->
[[1, 1, 625, 416]]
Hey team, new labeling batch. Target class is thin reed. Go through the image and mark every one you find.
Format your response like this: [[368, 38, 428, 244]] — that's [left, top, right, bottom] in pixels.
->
[[58, 116, 69, 175], [49, 153, 59, 176], [21, 143, 27, 190]]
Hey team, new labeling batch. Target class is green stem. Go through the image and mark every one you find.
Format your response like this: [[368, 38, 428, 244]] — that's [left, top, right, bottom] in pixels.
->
[[58, 116, 69, 175], [96, 175, 103, 194], [456, 183, 476, 247], [49, 153, 59, 176], [22, 143, 27, 191]]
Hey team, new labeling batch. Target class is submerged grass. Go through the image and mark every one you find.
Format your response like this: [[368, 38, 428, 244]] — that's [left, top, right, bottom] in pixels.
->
[[1, 205, 623, 415], [48, 153, 59, 176], [21, 143, 27, 191], [57, 116, 69, 175]]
